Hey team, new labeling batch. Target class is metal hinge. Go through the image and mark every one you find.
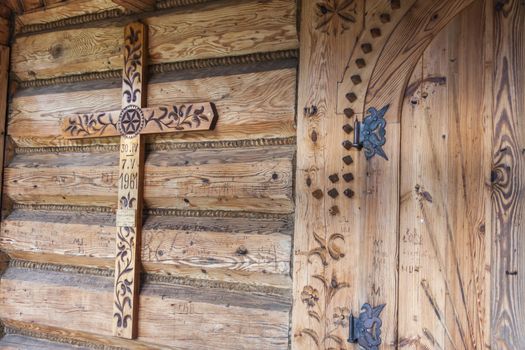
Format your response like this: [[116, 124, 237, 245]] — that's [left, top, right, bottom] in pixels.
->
[[351, 105, 389, 161], [348, 303, 385, 350]]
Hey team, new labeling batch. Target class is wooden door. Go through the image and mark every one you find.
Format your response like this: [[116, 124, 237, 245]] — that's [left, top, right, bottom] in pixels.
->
[[397, 1, 492, 348]]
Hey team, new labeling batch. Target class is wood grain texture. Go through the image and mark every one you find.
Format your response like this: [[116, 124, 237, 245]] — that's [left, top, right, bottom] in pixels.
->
[[0, 208, 292, 288], [292, 1, 371, 349], [336, 0, 417, 115], [365, 0, 476, 123], [15, 0, 125, 29], [0, 334, 88, 350], [4, 146, 294, 213], [8, 67, 296, 147], [0, 46, 9, 224], [491, 0, 525, 348], [11, 0, 298, 81], [111, 21, 147, 339], [0, 266, 291, 349], [397, 2, 493, 348], [61, 103, 217, 139], [0, 17, 10, 45], [112, 0, 155, 12]]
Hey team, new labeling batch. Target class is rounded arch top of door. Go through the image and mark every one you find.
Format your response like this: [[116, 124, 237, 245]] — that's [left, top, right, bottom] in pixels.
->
[[336, 0, 476, 123]]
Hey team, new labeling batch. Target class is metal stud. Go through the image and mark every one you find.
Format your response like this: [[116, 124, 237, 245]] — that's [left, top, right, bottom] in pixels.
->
[[344, 189, 355, 198], [361, 43, 372, 54], [343, 155, 354, 165], [351, 75, 362, 84], [346, 92, 357, 102], [343, 140, 352, 150], [312, 189, 323, 199], [329, 174, 339, 183], [371, 28, 381, 38], [344, 108, 355, 118], [328, 188, 339, 198], [343, 124, 353, 134], [343, 173, 354, 182]]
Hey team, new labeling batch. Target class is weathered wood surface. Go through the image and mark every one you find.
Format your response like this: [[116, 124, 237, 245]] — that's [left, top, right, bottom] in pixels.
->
[[0, 47, 9, 180], [11, 0, 298, 82], [0, 334, 88, 350], [112, 0, 155, 12], [0, 18, 9, 45], [491, 0, 525, 348], [0, 208, 292, 288], [61, 103, 217, 139], [365, 0, 476, 124], [14, 0, 125, 31], [9, 65, 296, 147], [0, 266, 291, 349], [4, 146, 294, 213], [111, 21, 147, 339], [292, 1, 388, 349], [398, 1, 493, 348]]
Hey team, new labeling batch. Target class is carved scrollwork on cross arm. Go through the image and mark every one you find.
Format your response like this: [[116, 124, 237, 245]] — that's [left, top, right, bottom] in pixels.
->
[[61, 103, 218, 139]]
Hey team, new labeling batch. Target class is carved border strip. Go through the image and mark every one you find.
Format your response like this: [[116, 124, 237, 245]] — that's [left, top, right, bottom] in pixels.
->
[[12, 203, 293, 221], [7, 259, 290, 296], [4, 326, 124, 350], [17, 49, 299, 89], [14, 136, 297, 154]]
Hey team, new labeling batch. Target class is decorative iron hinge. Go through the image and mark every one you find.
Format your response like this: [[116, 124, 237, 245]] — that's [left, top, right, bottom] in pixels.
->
[[351, 105, 389, 160], [348, 303, 385, 350]]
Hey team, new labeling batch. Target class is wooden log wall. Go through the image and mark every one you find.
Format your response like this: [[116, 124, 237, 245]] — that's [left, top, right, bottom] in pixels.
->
[[0, 0, 298, 349]]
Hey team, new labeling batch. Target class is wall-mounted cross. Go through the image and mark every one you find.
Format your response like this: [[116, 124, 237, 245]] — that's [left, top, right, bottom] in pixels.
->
[[61, 22, 218, 339]]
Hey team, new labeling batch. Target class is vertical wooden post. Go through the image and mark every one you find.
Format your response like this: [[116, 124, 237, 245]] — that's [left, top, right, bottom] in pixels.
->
[[113, 22, 147, 339], [292, 1, 367, 348], [0, 41, 10, 218], [491, 0, 525, 348]]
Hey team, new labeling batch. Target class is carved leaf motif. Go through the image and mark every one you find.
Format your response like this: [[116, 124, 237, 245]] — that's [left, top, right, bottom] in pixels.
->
[[301, 329, 320, 346], [114, 226, 135, 329], [64, 113, 117, 137], [146, 104, 209, 131]]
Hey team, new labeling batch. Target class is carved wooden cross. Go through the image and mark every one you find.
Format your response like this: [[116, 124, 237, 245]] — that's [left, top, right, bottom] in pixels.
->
[[60, 22, 218, 339]]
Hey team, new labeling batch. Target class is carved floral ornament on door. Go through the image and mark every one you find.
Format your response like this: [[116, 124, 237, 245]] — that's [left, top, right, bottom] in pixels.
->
[[61, 22, 218, 339]]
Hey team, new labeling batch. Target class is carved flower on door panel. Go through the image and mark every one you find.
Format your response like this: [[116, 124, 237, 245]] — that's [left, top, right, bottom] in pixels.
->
[[316, 0, 357, 35]]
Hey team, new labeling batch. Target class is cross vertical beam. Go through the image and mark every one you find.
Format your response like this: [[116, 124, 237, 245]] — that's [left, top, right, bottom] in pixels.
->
[[60, 21, 218, 340], [113, 22, 146, 339]]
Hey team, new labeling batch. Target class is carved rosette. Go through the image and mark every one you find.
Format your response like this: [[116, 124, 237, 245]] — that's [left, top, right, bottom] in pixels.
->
[[118, 105, 145, 138]]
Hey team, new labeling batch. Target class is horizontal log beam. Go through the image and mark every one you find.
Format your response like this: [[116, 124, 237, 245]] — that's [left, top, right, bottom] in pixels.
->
[[112, 0, 155, 12], [0, 266, 290, 349], [4, 145, 294, 212], [11, 0, 298, 81], [9, 66, 296, 147], [0, 208, 293, 288]]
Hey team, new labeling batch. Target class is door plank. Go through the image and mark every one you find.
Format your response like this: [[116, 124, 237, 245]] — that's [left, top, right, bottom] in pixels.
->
[[491, 0, 525, 348], [397, 1, 492, 348]]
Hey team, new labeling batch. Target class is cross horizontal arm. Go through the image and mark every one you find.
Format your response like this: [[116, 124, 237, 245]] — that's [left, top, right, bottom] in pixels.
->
[[61, 102, 218, 139]]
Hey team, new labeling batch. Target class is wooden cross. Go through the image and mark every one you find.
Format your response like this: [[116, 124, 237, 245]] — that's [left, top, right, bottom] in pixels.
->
[[60, 22, 218, 339]]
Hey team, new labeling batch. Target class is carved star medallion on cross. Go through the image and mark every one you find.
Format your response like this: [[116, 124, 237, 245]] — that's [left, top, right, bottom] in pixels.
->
[[61, 22, 218, 339]]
